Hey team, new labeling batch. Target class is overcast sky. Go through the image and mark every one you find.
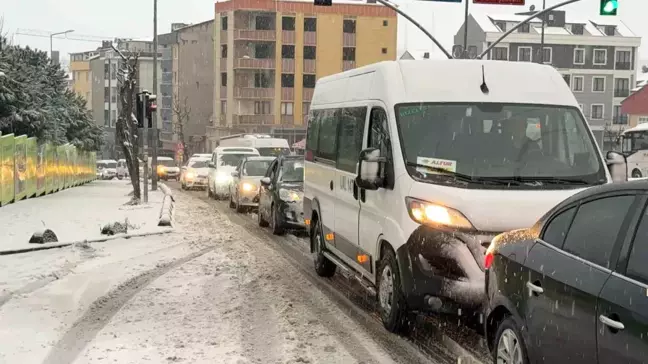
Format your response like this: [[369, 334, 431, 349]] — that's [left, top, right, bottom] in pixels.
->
[[2, 0, 646, 63]]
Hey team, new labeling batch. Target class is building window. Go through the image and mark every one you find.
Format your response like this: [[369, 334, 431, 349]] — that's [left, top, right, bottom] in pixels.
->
[[281, 102, 294, 116], [517, 47, 532, 62], [104, 87, 110, 103], [604, 26, 616, 36], [221, 72, 227, 87], [254, 72, 271, 88], [104, 64, 110, 79], [571, 24, 584, 35], [221, 101, 227, 115], [495, 21, 506, 32], [282, 45, 295, 59], [590, 104, 604, 120], [593, 49, 607, 65], [282, 16, 295, 31], [613, 105, 627, 125], [254, 101, 271, 115], [221, 16, 228, 30], [303, 102, 311, 115], [304, 46, 316, 60], [303, 74, 316, 88], [111, 110, 117, 127], [221, 44, 227, 58], [542, 47, 552, 64], [343, 47, 356, 61], [639, 116, 648, 125], [281, 73, 295, 88], [563, 74, 571, 86], [614, 78, 630, 97], [572, 76, 584, 92], [382, 48, 387, 54], [615, 50, 631, 69], [255, 16, 273, 30], [492, 47, 508, 61], [254, 44, 273, 59], [518, 23, 530, 33], [111, 87, 117, 103], [343, 19, 356, 34], [573, 48, 585, 65], [592, 76, 606, 92], [383, 20, 388, 26], [304, 18, 317, 32], [104, 110, 110, 127]]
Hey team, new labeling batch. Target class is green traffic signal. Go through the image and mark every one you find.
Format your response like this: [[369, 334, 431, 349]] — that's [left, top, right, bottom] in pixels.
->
[[600, 0, 618, 15]]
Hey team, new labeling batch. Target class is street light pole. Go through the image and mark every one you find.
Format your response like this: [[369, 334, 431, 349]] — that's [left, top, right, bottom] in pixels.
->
[[539, 0, 546, 63], [49, 29, 74, 144], [152, 0, 159, 190]]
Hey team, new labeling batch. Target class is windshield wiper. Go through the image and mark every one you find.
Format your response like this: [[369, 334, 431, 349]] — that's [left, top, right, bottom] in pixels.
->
[[406, 162, 477, 183], [526, 177, 591, 185]]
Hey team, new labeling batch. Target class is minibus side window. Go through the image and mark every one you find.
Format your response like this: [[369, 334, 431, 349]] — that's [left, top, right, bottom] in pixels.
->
[[368, 107, 394, 188], [316, 109, 339, 161], [305, 110, 320, 158], [336, 107, 367, 173]]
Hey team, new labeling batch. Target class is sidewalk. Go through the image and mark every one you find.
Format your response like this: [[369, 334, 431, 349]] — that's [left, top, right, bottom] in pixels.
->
[[0, 180, 166, 253]]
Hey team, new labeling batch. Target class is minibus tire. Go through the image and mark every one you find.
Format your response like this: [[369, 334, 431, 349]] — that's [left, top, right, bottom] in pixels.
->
[[377, 248, 411, 334], [312, 220, 336, 277]]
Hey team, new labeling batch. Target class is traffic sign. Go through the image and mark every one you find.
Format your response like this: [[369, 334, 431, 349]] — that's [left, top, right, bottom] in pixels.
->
[[473, 0, 525, 4], [600, 0, 618, 15]]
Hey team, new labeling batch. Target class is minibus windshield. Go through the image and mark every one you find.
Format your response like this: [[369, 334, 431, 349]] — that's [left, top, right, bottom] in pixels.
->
[[395, 103, 607, 189]]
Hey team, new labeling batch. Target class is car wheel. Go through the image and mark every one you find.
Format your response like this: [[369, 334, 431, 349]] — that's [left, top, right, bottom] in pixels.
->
[[312, 219, 336, 278], [181, 183, 186, 190], [207, 185, 214, 198], [632, 169, 642, 178], [493, 316, 529, 364], [258, 205, 269, 227], [377, 248, 411, 334], [235, 193, 245, 213], [229, 193, 236, 208], [270, 204, 285, 235]]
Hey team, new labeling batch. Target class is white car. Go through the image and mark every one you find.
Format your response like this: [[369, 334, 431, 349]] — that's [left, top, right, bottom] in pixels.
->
[[303, 59, 621, 334], [207, 147, 260, 200], [181, 158, 210, 190], [228, 156, 275, 212], [116, 159, 129, 179], [96, 159, 118, 180]]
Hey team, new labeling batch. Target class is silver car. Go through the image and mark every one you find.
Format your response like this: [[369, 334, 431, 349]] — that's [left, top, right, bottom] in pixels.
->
[[228, 156, 275, 212]]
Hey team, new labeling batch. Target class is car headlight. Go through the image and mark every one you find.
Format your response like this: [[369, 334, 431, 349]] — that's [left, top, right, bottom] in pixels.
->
[[279, 188, 302, 202], [215, 173, 230, 184], [405, 197, 474, 230], [241, 182, 256, 192], [185, 171, 195, 180]]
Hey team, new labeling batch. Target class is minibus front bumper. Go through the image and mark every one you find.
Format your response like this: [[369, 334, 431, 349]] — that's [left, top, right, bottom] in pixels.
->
[[395, 225, 496, 313]]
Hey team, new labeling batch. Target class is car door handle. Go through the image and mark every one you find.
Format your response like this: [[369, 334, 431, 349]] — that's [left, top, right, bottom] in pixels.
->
[[526, 281, 544, 295], [599, 315, 625, 331]]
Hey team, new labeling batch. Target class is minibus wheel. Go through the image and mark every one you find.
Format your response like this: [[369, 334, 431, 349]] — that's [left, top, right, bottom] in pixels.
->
[[377, 248, 411, 334], [312, 220, 336, 277]]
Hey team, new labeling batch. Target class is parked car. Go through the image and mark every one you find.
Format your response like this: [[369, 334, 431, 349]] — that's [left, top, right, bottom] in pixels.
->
[[180, 158, 210, 190], [228, 156, 275, 212], [484, 178, 648, 364], [258, 155, 305, 235]]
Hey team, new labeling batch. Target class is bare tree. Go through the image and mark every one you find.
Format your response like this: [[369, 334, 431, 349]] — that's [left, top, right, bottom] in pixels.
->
[[172, 94, 191, 163], [112, 45, 141, 202]]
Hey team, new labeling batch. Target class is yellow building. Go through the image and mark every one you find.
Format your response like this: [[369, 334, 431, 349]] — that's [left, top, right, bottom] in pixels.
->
[[69, 52, 94, 107], [210, 0, 397, 146]]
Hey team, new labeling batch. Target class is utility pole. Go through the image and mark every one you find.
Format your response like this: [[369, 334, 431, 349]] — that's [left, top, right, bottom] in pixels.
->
[[539, 0, 546, 63], [152, 0, 159, 190], [49, 29, 74, 143], [462, 0, 469, 59], [141, 93, 149, 203]]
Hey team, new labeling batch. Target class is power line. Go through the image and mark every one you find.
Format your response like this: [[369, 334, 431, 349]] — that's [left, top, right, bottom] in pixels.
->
[[15, 28, 145, 44]]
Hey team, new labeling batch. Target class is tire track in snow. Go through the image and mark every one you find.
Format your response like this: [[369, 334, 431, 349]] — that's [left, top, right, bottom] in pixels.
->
[[41, 245, 215, 364]]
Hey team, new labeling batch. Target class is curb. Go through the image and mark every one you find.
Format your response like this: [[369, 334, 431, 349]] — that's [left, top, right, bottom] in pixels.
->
[[0, 229, 175, 256], [158, 183, 175, 227]]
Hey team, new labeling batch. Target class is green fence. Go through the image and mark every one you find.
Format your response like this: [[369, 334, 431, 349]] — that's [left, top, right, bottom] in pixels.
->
[[0, 133, 96, 207]]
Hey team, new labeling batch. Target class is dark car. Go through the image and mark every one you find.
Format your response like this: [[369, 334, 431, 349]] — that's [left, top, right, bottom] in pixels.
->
[[484, 180, 648, 364], [257, 155, 305, 235]]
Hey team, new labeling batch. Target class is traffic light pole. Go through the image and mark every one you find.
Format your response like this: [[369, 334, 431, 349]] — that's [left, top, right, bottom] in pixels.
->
[[151, 0, 159, 191], [141, 94, 149, 203]]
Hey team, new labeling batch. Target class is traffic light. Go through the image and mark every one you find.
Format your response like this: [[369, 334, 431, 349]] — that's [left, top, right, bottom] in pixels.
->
[[136, 92, 157, 128], [136, 93, 145, 128], [600, 0, 618, 15], [146, 94, 157, 128]]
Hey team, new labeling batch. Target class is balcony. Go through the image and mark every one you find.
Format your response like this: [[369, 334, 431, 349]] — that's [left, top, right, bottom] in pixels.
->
[[304, 32, 316, 45], [234, 87, 274, 99], [304, 59, 316, 74], [303, 88, 314, 100], [343, 61, 356, 71], [234, 114, 274, 125], [282, 31, 295, 44], [282, 59, 295, 73], [613, 115, 629, 125], [281, 88, 294, 100], [615, 61, 631, 70], [220, 86, 227, 98], [234, 30, 276, 41], [281, 115, 294, 125], [614, 88, 630, 98], [343, 33, 356, 47], [235, 57, 275, 69]]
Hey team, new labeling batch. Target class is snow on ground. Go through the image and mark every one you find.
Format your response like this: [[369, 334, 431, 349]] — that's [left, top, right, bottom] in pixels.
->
[[0, 180, 164, 252]]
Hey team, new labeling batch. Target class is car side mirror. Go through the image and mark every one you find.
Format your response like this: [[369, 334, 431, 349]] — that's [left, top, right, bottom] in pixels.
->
[[208, 162, 215, 168], [606, 151, 628, 183], [355, 147, 386, 190], [260, 177, 271, 186], [231, 171, 239, 178]]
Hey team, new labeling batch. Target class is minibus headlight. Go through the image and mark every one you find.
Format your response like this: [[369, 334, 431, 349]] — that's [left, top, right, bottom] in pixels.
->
[[405, 197, 474, 230], [279, 188, 301, 202]]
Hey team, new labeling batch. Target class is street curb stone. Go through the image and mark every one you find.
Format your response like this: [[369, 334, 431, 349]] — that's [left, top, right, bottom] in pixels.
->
[[158, 183, 174, 227]]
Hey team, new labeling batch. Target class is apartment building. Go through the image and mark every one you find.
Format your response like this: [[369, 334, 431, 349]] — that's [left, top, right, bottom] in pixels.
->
[[455, 11, 641, 149], [69, 40, 167, 159], [211, 0, 397, 148]]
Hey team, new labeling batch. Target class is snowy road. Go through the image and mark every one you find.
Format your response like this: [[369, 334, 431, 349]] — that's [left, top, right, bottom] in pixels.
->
[[0, 181, 486, 364]]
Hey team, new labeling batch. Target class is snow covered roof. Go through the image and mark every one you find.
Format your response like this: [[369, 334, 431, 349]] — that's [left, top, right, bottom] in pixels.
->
[[399, 50, 432, 60], [531, 26, 570, 35]]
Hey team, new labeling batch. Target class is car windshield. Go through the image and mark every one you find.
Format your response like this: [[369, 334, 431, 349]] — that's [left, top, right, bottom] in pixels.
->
[[242, 160, 272, 176], [395, 103, 606, 188], [257, 147, 290, 157], [279, 160, 304, 182], [99, 162, 117, 169], [189, 160, 209, 168], [218, 153, 252, 167], [621, 131, 648, 154], [158, 159, 176, 167]]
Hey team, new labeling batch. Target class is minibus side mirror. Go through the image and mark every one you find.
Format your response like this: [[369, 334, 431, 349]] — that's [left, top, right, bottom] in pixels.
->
[[356, 148, 386, 190], [606, 151, 628, 183], [260, 177, 271, 186]]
